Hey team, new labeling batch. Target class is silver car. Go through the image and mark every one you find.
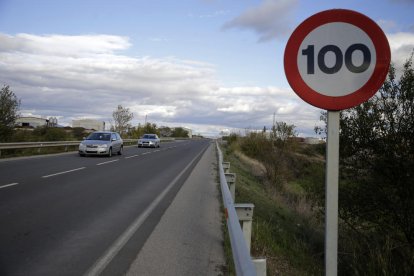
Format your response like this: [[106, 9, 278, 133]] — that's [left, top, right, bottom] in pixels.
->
[[137, 134, 160, 148], [79, 131, 123, 157]]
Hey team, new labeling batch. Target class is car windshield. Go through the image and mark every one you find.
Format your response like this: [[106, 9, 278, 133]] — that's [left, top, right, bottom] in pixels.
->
[[86, 133, 111, 141], [143, 135, 156, 139]]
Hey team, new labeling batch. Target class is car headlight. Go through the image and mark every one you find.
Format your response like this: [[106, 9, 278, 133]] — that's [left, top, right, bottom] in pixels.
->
[[99, 144, 108, 148], [79, 143, 86, 149]]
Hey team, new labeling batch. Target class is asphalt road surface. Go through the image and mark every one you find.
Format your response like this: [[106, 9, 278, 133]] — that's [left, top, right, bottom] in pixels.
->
[[0, 139, 211, 275]]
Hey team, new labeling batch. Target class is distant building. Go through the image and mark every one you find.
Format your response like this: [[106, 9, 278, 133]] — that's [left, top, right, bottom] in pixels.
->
[[72, 119, 105, 131], [16, 116, 58, 128]]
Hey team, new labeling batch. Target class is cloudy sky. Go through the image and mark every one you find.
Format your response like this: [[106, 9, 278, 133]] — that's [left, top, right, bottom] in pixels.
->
[[1, 0, 414, 137]]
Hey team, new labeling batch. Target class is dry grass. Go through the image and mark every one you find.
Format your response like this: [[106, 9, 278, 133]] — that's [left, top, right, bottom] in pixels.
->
[[233, 150, 266, 178], [225, 147, 324, 275]]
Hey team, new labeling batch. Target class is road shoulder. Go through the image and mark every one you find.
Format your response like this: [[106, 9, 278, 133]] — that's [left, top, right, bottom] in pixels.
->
[[126, 142, 225, 276]]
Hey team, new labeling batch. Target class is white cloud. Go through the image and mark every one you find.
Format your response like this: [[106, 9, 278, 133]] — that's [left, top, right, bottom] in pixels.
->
[[0, 33, 131, 57], [222, 0, 298, 42], [0, 33, 322, 136], [387, 32, 414, 69]]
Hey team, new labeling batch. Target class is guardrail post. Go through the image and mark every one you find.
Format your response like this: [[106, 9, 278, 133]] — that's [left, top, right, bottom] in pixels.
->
[[253, 258, 267, 276], [222, 162, 230, 173], [225, 173, 236, 201], [234, 203, 254, 252]]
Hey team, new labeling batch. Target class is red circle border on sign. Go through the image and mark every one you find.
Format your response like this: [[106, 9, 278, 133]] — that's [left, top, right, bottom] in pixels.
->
[[284, 9, 391, 110]]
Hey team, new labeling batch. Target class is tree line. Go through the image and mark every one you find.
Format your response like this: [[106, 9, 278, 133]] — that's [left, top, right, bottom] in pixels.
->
[[0, 91, 189, 142]]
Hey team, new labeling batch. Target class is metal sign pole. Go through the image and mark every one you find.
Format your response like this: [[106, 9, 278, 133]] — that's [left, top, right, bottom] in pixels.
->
[[325, 111, 339, 276]]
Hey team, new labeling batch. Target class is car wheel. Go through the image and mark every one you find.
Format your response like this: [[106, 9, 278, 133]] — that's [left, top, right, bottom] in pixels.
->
[[108, 147, 112, 157], [118, 146, 123, 155], [79, 153, 85, 157]]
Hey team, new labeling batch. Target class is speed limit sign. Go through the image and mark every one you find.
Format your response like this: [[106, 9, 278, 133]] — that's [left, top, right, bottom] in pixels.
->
[[284, 9, 390, 110], [284, 9, 390, 276]]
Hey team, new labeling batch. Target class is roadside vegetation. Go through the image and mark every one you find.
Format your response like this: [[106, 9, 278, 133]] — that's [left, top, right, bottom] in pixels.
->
[[220, 55, 414, 275], [221, 133, 325, 275], [0, 123, 191, 159], [0, 89, 192, 158]]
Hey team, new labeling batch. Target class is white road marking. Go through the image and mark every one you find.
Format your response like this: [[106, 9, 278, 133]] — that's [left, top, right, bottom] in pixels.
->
[[141, 152, 151, 155], [42, 167, 86, 178], [96, 159, 119, 166], [0, 183, 19, 189], [125, 155, 139, 159], [85, 146, 206, 276]]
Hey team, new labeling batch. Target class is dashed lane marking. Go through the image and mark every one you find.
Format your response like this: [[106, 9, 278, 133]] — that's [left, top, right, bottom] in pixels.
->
[[125, 155, 139, 159], [42, 167, 86, 178], [0, 183, 19, 189], [96, 159, 119, 166]]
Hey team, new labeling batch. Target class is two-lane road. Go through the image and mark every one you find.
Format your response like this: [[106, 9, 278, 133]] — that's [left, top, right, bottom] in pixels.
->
[[0, 139, 211, 275]]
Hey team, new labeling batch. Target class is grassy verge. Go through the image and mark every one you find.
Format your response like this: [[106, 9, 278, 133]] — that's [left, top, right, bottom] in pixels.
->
[[221, 143, 324, 275]]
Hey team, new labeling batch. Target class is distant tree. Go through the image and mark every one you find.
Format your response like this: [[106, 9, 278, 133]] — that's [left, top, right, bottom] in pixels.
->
[[0, 85, 20, 141], [112, 105, 133, 136], [72, 127, 86, 140], [271, 121, 297, 148], [142, 122, 158, 135], [158, 126, 172, 137], [171, 127, 189, 138], [128, 122, 159, 139]]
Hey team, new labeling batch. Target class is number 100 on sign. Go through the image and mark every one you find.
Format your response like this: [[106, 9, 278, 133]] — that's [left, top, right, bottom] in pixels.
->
[[302, 43, 371, 75], [298, 22, 376, 98]]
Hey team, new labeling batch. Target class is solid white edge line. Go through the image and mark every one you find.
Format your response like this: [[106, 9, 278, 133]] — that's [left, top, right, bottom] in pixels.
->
[[42, 167, 86, 178], [84, 144, 208, 276], [96, 159, 119, 166], [0, 183, 19, 189]]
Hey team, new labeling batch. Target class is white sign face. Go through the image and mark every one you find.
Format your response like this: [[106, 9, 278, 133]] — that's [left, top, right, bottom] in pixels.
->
[[298, 22, 376, 97]]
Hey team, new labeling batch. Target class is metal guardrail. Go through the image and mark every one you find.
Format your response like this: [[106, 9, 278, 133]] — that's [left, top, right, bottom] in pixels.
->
[[0, 141, 81, 150], [216, 142, 257, 276], [0, 139, 159, 157], [0, 139, 138, 150]]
